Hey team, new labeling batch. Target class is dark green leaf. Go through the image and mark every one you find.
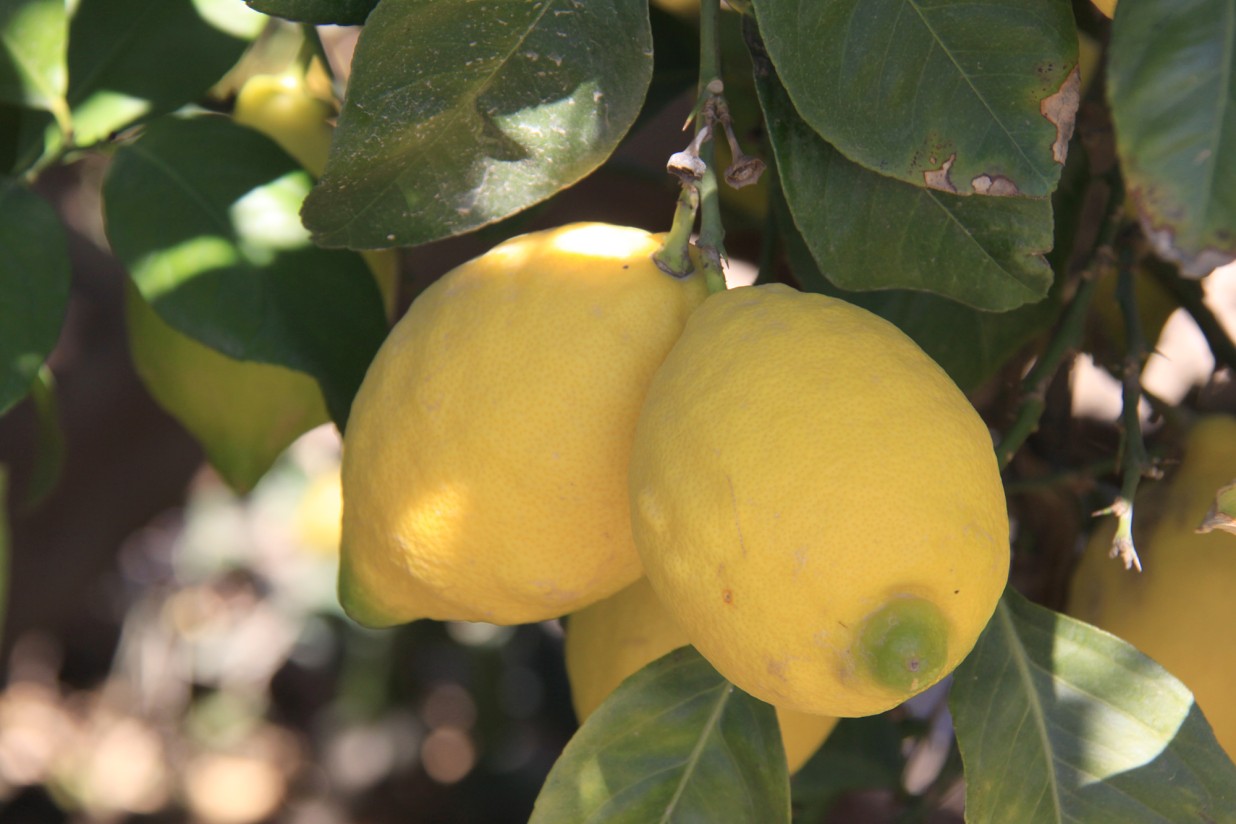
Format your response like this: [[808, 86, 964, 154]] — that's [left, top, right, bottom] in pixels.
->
[[780, 201, 1058, 393], [245, 0, 379, 25], [0, 0, 67, 112], [64, 0, 259, 147], [531, 647, 791, 824], [751, 0, 1078, 198], [0, 179, 69, 416], [951, 588, 1236, 823], [751, 32, 1053, 313], [301, 0, 654, 249], [790, 715, 903, 822], [102, 114, 388, 429], [1108, 0, 1236, 276]]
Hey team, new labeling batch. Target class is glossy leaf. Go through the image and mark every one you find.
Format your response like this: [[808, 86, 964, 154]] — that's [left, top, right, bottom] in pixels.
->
[[64, 0, 259, 147], [951, 588, 1236, 823], [245, 0, 379, 25], [1108, 0, 1236, 276], [0, 179, 69, 416], [0, 0, 67, 112], [751, 0, 1078, 198], [781, 206, 1058, 393], [752, 34, 1053, 312], [102, 115, 388, 429], [530, 647, 791, 824], [301, 0, 653, 248]]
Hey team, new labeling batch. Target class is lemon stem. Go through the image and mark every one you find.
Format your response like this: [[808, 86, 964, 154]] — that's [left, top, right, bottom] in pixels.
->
[[654, 185, 699, 277], [695, 0, 727, 294]]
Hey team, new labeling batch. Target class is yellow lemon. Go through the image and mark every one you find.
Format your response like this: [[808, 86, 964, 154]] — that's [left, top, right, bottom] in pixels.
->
[[125, 282, 330, 494], [339, 223, 708, 627], [1092, 0, 1116, 19], [234, 73, 335, 178], [1067, 416, 1236, 758], [566, 577, 837, 773], [296, 465, 344, 557], [628, 284, 1009, 717]]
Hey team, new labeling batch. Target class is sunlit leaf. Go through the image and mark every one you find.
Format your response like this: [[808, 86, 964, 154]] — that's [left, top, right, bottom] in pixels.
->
[[530, 647, 791, 824], [752, 31, 1053, 313], [751, 0, 1078, 198], [301, 0, 653, 248], [0, 179, 69, 416], [951, 588, 1236, 823], [0, 0, 67, 113], [64, 0, 256, 147], [102, 115, 388, 428], [1108, 0, 1236, 276]]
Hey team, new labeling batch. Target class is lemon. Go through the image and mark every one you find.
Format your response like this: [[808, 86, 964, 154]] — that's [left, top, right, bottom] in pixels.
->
[[339, 223, 708, 627], [566, 577, 837, 773], [125, 282, 331, 494], [296, 465, 344, 557], [1067, 416, 1236, 758], [628, 284, 1009, 717], [234, 73, 335, 178], [1092, 0, 1116, 18]]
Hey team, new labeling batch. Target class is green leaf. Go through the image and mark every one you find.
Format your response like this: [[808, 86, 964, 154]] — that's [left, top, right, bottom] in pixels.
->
[[780, 204, 1058, 393], [0, 179, 69, 416], [790, 715, 903, 822], [1108, 0, 1236, 276], [951, 588, 1236, 823], [102, 114, 388, 429], [64, 0, 258, 147], [530, 647, 791, 824], [245, 0, 379, 25], [751, 0, 1078, 199], [0, 0, 68, 112], [751, 32, 1053, 313], [301, 0, 654, 249]]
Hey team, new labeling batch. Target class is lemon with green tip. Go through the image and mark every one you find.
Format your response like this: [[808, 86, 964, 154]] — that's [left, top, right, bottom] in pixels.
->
[[628, 284, 1009, 717]]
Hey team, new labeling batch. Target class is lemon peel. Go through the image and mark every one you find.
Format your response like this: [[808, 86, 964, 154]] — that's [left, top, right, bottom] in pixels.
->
[[629, 284, 1009, 717], [340, 223, 708, 627]]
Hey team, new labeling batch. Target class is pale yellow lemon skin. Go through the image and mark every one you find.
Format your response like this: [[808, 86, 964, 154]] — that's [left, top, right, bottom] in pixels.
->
[[566, 577, 837, 774], [339, 223, 708, 627], [1067, 416, 1236, 758], [125, 283, 330, 493], [628, 284, 1009, 717]]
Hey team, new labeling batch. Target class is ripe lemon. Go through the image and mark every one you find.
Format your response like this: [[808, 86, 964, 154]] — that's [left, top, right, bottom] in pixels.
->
[[339, 223, 708, 627], [628, 284, 1009, 717], [566, 577, 837, 773], [1067, 415, 1236, 758]]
